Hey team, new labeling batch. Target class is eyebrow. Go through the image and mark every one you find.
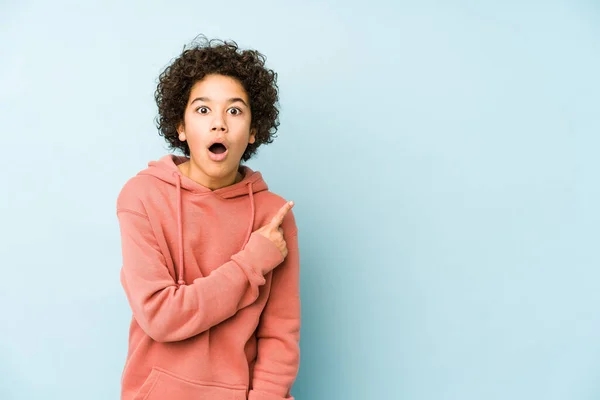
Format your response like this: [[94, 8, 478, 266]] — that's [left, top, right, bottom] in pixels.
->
[[190, 97, 248, 107]]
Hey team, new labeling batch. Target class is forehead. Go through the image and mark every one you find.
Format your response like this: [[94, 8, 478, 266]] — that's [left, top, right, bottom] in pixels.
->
[[189, 74, 248, 100]]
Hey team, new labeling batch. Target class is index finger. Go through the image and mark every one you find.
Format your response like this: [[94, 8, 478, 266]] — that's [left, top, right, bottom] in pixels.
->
[[270, 200, 294, 227]]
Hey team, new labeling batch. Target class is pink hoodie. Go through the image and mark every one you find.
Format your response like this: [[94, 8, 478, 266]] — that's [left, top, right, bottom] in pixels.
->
[[116, 154, 300, 400]]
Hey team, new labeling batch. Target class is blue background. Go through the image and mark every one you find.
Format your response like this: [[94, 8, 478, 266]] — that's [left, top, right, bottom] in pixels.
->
[[1, 0, 599, 399]]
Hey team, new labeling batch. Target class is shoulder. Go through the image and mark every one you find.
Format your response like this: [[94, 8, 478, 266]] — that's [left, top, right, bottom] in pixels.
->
[[116, 175, 157, 216]]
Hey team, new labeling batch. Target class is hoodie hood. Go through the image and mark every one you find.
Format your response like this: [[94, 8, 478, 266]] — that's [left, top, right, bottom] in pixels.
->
[[136, 154, 269, 286]]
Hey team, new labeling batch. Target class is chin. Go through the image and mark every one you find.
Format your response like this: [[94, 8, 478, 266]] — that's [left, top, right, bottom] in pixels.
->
[[205, 159, 239, 175]]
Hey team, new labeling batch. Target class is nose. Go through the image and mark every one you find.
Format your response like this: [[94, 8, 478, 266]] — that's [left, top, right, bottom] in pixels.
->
[[211, 113, 227, 132]]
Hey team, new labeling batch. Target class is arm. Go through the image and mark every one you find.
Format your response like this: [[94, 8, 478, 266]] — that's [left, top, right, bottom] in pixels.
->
[[117, 209, 284, 343], [248, 228, 301, 400]]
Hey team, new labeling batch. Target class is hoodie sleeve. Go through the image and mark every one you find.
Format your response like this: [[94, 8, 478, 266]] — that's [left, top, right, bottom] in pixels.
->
[[117, 206, 285, 343], [248, 221, 301, 400]]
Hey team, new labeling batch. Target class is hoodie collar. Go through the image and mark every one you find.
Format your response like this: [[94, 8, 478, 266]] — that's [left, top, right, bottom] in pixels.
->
[[138, 154, 268, 198]]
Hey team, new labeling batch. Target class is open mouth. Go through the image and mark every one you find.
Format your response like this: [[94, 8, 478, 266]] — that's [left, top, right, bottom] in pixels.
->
[[207, 142, 229, 162], [209, 143, 227, 154]]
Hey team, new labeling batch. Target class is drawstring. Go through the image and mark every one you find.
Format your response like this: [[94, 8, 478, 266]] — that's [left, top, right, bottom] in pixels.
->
[[171, 171, 255, 287], [244, 181, 255, 246], [173, 171, 185, 286]]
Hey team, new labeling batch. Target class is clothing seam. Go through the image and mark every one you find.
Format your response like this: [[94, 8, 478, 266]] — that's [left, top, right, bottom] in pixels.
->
[[117, 208, 149, 220], [153, 366, 247, 390], [141, 371, 161, 400]]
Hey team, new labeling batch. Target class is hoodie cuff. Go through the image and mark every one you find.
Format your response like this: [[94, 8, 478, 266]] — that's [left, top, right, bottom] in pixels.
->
[[248, 390, 294, 400], [234, 232, 285, 278]]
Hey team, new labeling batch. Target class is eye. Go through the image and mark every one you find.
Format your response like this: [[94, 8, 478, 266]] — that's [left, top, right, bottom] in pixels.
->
[[228, 107, 242, 115], [196, 106, 209, 114]]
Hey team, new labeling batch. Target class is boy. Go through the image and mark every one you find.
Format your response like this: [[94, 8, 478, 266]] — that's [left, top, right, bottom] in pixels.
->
[[116, 35, 300, 400]]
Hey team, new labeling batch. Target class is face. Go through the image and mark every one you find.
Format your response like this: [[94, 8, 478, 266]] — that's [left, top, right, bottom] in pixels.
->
[[177, 74, 256, 187]]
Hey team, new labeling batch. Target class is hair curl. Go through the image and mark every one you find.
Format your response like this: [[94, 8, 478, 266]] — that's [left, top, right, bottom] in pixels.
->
[[154, 34, 280, 162]]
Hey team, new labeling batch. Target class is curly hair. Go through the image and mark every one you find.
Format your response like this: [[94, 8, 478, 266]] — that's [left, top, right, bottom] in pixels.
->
[[154, 34, 280, 162]]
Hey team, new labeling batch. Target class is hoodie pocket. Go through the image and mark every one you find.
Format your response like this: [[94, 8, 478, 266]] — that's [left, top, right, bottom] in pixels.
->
[[134, 367, 247, 400]]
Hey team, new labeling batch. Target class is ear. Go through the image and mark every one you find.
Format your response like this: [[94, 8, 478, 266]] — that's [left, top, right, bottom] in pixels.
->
[[177, 123, 186, 142], [248, 128, 256, 144]]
